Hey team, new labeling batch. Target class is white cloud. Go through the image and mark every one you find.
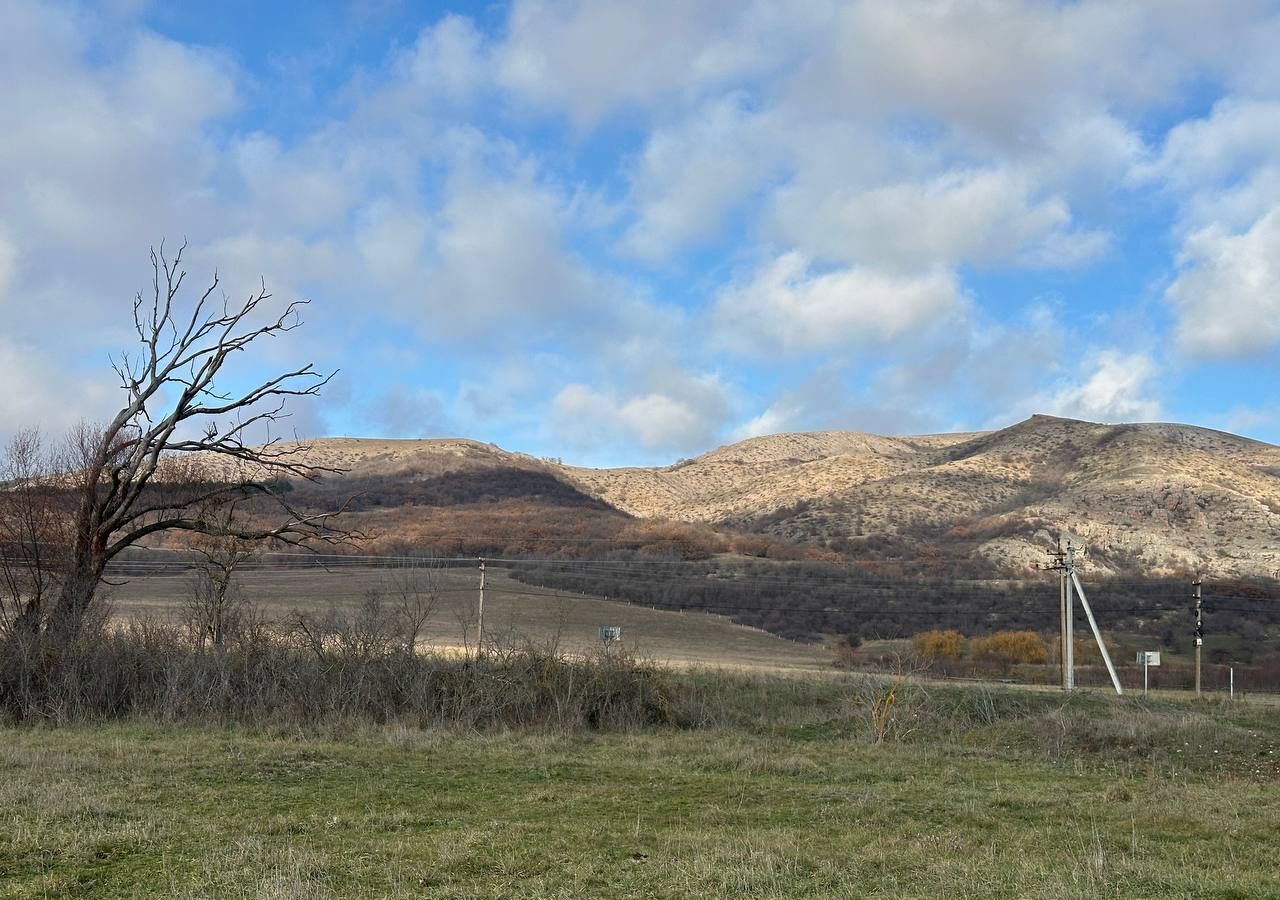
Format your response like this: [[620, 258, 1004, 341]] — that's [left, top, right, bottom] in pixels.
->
[[0, 338, 117, 443], [496, 0, 801, 126], [366, 385, 448, 438], [1039, 351, 1161, 423], [421, 171, 605, 336], [551, 371, 732, 455], [786, 1, 1273, 152], [231, 134, 361, 232], [1148, 99, 1280, 233], [769, 166, 1106, 271], [619, 95, 779, 261], [399, 14, 489, 104], [0, 233, 16, 303], [712, 252, 964, 356], [1165, 208, 1280, 358], [0, 2, 237, 337], [730, 403, 800, 442]]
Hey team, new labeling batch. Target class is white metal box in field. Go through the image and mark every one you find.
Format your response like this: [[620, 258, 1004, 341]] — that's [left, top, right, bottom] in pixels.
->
[[599, 626, 622, 643], [1136, 651, 1161, 666]]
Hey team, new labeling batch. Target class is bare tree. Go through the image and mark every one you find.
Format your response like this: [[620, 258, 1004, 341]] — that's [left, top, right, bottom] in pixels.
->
[[2, 241, 352, 645], [0, 429, 72, 638], [384, 562, 440, 652], [182, 497, 258, 649]]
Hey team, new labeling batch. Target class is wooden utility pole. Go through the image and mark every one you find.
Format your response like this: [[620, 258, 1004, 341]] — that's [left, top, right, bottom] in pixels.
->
[[1193, 579, 1203, 696]]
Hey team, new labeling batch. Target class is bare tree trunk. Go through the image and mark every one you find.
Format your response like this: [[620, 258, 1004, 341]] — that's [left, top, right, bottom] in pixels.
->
[[47, 552, 105, 645]]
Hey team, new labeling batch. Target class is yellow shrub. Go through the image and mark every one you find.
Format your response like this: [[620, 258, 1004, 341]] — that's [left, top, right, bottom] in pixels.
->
[[1072, 636, 1120, 665], [912, 629, 964, 660], [971, 631, 1049, 665]]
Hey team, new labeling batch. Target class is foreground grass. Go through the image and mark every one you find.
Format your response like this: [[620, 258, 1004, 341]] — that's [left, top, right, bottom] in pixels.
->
[[2, 687, 1279, 899]]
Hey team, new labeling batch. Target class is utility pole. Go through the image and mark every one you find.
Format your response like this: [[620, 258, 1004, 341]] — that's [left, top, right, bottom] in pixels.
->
[[477, 557, 486, 656], [1050, 540, 1075, 691], [1052, 538, 1121, 695], [1193, 578, 1203, 696], [1064, 542, 1075, 690]]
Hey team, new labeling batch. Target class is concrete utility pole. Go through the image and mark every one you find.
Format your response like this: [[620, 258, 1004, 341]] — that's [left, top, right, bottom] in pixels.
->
[[477, 557, 486, 656], [1064, 543, 1075, 690], [1050, 541, 1075, 691], [1193, 579, 1203, 696], [1052, 538, 1121, 694], [1059, 556, 1069, 689]]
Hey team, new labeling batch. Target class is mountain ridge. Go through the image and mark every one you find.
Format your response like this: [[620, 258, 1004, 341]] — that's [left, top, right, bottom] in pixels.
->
[[225, 415, 1280, 578]]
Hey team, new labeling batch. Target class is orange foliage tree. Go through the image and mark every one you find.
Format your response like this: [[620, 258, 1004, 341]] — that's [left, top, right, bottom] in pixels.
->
[[912, 629, 964, 659], [971, 631, 1049, 665]]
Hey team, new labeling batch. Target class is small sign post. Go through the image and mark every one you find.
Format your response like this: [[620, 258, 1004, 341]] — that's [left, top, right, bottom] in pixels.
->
[[599, 626, 622, 646], [1136, 651, 1161, 695]]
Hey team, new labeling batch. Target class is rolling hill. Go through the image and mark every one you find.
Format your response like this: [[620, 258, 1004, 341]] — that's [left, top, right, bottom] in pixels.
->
[[214, 415, 1280, 578]]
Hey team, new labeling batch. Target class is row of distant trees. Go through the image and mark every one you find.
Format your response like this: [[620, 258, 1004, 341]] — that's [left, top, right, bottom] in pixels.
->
[[911, 629, 1120, 666]]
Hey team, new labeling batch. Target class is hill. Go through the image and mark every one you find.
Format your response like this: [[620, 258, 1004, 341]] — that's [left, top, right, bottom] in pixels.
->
[[207, 416, 1280, 578], [561, 415, 1280, 578]]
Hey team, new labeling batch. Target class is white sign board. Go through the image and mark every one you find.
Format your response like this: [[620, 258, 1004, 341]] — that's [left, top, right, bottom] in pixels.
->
[[599, 626, 622, 643], [1136, 651, 1161, 666]]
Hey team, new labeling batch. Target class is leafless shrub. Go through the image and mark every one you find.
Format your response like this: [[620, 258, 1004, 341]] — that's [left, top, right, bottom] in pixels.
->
[[382, 564, 440, 651], [182, 502, 259, 650]]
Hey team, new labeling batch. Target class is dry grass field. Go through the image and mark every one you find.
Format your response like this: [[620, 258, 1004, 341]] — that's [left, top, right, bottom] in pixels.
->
[[105, 566, 833, 673]]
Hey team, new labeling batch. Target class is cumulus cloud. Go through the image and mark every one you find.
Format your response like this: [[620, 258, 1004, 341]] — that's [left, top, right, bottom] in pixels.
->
[[397, 14, 489, 104], [365, 385, 449, 438], [1165, 208, 1280, 358], [8, 0, 1280, 460], [1148, 99, 1280, 232], [1146, 99, 1280, 362], [496, 0, 801, 125], [0, 2, 238, 341], [729, 304, 1071, 440], [0, 338, 117, 443], [712, 252, 965, 356], [550, 371, 732, 456], [1038, 351, 1162, 423], [730, 403, 801, 442], [619, 95, 780, 261], [769, 166, 1107, 271]]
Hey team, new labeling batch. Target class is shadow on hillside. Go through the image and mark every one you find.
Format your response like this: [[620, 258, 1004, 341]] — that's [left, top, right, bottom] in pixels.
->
[[296, 468, 616, 512]]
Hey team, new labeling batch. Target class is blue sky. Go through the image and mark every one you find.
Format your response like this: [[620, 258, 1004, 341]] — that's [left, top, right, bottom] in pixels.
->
[[3, 1, 1280, 466]]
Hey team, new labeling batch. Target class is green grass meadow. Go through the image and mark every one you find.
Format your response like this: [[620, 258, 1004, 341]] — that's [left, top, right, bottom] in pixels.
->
[[3, 681, 1280, 899]]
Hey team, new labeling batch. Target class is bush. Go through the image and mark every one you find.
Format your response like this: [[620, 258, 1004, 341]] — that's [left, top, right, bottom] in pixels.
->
[[0, 627, 676, 732], [1072, 635, 1120, 666], [971, 631, 1049, 665], [913, 629, 964, 659]]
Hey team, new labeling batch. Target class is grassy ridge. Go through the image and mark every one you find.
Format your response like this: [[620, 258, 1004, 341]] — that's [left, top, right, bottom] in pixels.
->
[[2, 677, 1279, 898]]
